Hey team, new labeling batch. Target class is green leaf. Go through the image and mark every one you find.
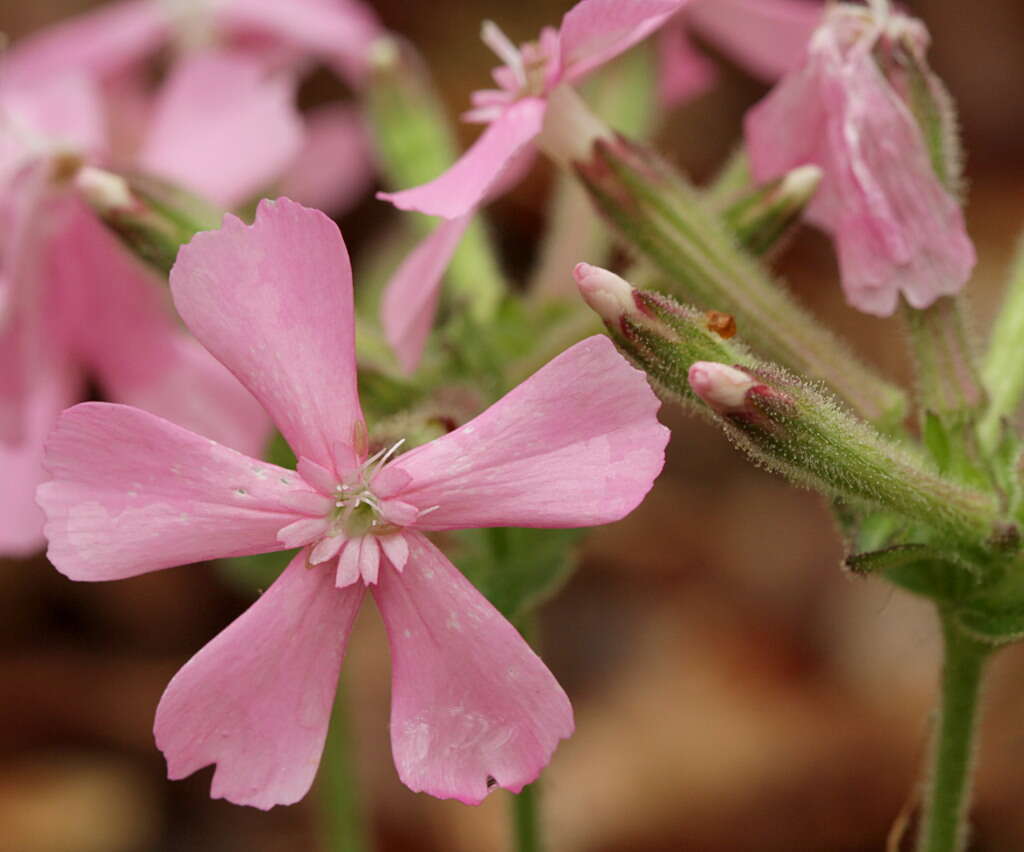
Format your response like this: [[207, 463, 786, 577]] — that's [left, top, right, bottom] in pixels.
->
[[955, 604, 1024, 645], [453, 527, 584, 621], [847, 544, 976, 602]]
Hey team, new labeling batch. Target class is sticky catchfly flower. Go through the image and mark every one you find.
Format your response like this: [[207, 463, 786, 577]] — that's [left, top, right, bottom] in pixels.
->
[[744, 1, 976, 316], [377, 0, 689, 372], [38, 198, 669, 808]]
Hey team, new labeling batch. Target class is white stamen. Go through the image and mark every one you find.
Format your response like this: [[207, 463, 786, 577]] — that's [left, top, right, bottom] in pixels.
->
[[481, 20, 525, 88]]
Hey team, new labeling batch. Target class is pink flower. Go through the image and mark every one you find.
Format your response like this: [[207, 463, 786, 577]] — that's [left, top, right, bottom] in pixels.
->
[[657, 0, 823, 107], [744, 3, 976, 316], [0, 59, 294, 555], [37, 198, 669, 808], [1, 0, 381, 90], [377, 0, 689, 372]]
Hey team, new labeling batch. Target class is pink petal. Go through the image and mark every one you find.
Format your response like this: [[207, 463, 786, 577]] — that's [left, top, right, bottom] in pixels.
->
[[0, 365, 78, 557], [219, 0, 382, 86], [137, 51, 303, 208], [0, 1, 168, 87], [557, 0, 689, 85], [38, 403, 313, 582], [374, 533, 573, 804], [311, 534, 346, 565], [745, 22, 974, 315], [387, 335, 669, 530], [378, 98, 546, 219], [49, 205, 270, 457], [655, 22, 719, 108], [277, 103, 374, 214], [382, 215, 470, 373], [169, 198, 363, 470], [277, 517, 329, 548], [378, 533, 408, 572], [686, 0, 821, 83], [0, 75, 108, 168], [155, 551, 364, 810]]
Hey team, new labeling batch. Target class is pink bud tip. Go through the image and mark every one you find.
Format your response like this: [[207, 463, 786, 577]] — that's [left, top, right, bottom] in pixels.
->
[[573, 263, 636, 324], [688, 362, 756, 412]]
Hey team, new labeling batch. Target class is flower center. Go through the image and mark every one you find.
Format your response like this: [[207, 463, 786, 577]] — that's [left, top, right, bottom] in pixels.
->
[[326, 438, 406, 538], [480, 20, 559, 100]]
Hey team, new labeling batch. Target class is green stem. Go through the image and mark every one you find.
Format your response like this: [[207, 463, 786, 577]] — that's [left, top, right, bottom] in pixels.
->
[[512, 781, 543, 852], [916, 613, 992, 852], [319, 684, 370, 852], [510, 613, 544, 852]]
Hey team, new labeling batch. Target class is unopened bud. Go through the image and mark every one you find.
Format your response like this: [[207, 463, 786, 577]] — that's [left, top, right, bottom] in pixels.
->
[[688, 362, 756, 414], [573, 263, 639, 326], [722, 164, 822, 256]]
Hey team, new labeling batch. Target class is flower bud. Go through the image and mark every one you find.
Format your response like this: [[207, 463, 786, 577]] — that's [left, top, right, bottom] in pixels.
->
[[687, 362, 757, 414], [721, 164, 822, 256]]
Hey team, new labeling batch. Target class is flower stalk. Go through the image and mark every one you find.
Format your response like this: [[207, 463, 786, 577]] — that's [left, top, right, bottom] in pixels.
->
[[570, 131, 907, 428], [916, 615, 993, 852]]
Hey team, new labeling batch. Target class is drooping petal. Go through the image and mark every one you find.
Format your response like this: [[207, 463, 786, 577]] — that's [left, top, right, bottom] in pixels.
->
[[745, 19, 975, 315], [374, 533, 572, 803], [0, 363, 78, 557], [377, 98, 546, 219], [557, 0, 689, 85], [137, 52, 302, 208], [0, 1, 168, 87], [169, 198, 363, 470], [686, 0, 821, 83], [655, 21, 718, 108], [49, 204, 270, 457], [38, 403, 317, 581], [277, 103, 374, 214], [155, 551, 364, 810], [382, 215, 470, 373], [387, 335, 669, 530]]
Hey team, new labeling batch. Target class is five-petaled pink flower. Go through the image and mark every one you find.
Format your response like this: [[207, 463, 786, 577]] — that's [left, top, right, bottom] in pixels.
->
[[37, 198, 669, 809], [377, 0, 689, 372], [744, 1, 976, 316]]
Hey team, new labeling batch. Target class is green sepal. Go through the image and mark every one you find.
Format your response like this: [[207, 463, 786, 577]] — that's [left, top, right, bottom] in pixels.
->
[[453, 527, 584, 621]]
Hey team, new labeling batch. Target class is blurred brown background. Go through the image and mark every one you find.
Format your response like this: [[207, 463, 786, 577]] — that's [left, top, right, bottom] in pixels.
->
[[3, 1, 1024, 850]]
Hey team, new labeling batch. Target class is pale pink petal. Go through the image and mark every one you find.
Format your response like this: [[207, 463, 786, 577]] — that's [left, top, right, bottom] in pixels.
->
[[0, 1, 168, 87], [38, 403, 314, 581], [170, 198, 363, 470], [745, 22, 974, 315], [374, 533, 573, 804], [557, 0, 689, 85], [378, 533, 408, 572], [687, 0, 821, 83], [336, 539, 362, 588], [1, 75, 108, 168], [386, 335, 668, 530], [220, 0, 382, 85], [278, 103, 374, 214], [137, 52, 303, 208], [311, 534, 346, 565], [277, 517, 329, 548], [296, 457, 338, 495], [47, 204, 270, 457], [0, 364, 78, 557], [656, 22, 718, 108], [155, 551, 364, 810], [378, 98, 546, 219], [382, 215, 471, 373]]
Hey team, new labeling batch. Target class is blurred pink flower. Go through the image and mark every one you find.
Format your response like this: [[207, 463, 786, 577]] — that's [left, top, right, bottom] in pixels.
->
[[744, 3, 975, 316], [0, 59, 294, 554], [378, 0, 689, 372], [38, 198, 669, 808], [1, 0, 381, 89], [2, 0, 379, 213], [657, 0, 823, 108]]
